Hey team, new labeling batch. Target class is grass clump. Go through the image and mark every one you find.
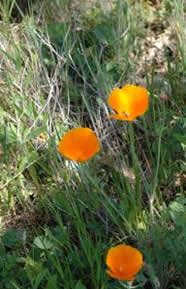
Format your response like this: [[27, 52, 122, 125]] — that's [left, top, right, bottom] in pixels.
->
[[0, 0, 185, 289]]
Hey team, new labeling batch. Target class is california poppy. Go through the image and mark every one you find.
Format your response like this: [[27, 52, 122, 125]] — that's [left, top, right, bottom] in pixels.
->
[[106, 244, 143, 281], [107, 84, 149, 121], [57, 127, 101, 162]]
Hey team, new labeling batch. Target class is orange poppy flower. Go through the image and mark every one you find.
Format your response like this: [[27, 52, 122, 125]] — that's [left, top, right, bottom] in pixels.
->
[[107, 84, 149, 121], [106, 244, 143, 281], [57, 127, 101, 162]]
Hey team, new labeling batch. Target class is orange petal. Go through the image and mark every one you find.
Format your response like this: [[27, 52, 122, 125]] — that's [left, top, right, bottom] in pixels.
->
[[57, 127, 101, 162], [121, 84, 149, 118], [109, 113, 136, 121], [107, 88, 129, 114], [106, 244, 143, 281], [107, 84, 149, 121], [107, 269, 135, 281]]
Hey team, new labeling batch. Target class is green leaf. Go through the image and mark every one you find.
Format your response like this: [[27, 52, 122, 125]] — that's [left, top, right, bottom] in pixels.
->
[[47, 23, 68, 49], [169, 201, 185, 214], [75, 280, 87, 289], [173, 133, 186, 145], [25, 257, 43, 281], [45, 275, 58, 289], [25, 126, 46, 142], [2, 229, 26, 248], [18, 151, 38, 172], [93, 24, 114, 45], [169, 197, 186, 227], [34, 235, 53, 250]]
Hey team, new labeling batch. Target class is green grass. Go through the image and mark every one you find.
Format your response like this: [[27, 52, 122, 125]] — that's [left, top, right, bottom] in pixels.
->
[[0, 0, 186, 288]]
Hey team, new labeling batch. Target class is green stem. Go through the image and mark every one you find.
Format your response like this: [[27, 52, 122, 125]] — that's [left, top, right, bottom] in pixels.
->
[[150, 125, 163, 217], [128, 123, 141, 212]]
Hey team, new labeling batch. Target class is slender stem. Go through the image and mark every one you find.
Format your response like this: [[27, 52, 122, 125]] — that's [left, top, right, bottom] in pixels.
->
[[128, 123, 141, 212], [150, 124, 163, 217]]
